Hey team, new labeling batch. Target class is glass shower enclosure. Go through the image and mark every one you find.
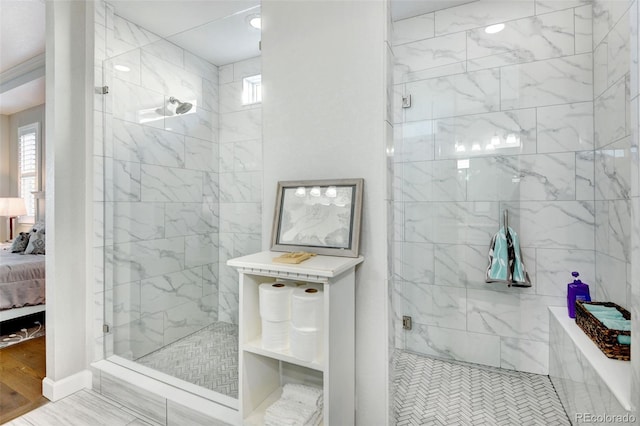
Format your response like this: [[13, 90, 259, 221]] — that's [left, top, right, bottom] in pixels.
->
[[99, 2, 262, 403]]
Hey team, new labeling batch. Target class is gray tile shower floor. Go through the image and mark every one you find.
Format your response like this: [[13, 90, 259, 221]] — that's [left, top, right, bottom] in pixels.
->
[[393, 350, 570, 426], [136, 321, 239, 398]]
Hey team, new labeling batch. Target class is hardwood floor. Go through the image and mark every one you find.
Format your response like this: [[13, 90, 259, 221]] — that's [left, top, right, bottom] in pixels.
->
[[0, 336, 47, 424]]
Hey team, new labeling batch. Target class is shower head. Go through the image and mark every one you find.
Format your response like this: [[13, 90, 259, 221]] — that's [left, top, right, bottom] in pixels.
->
[[169, 97, 193, 115]]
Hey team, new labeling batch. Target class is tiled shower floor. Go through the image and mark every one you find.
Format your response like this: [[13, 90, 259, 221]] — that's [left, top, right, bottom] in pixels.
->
[[393, 350, 570, 426], [136, 321, 239, 398]]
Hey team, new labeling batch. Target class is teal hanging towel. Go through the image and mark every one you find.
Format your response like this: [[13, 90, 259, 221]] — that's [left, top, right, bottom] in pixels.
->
[[485, 210, 531, 287]]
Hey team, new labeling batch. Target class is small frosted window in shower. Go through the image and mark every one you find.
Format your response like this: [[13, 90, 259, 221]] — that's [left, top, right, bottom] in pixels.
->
[[242, 74, 262, 105]]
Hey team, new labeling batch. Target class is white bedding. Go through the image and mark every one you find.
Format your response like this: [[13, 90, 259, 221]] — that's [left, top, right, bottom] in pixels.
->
[[0, 246, 45, 310]]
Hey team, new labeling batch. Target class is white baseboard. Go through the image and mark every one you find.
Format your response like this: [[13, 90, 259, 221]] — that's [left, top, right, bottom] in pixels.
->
[[43, 370, 92, 401]]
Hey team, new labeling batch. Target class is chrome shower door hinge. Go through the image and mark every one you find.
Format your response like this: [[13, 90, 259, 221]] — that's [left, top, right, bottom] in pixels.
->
[[402, 94, 411, 108], [103, 324, 110, 333], [402, 315, 412, 330], [100, 86, 109, 94]]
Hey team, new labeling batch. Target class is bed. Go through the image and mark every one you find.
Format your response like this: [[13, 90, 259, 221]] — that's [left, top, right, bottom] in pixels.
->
[[0, 244, 45, 322]]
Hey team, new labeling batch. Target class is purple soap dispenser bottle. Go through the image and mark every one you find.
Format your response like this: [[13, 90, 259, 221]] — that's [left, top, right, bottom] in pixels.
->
[[567, 271, 591, 318]]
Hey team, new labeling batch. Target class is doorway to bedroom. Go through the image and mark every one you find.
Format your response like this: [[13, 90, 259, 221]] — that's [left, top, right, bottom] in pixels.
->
[[97, 0, 262, 404]]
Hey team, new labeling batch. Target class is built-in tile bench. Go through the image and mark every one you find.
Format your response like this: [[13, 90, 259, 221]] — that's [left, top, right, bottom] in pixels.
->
[[549, 307, 633, 425]]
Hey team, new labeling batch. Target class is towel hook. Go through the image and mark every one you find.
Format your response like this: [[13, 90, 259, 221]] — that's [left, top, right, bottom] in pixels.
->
[[503, 209, 509, 230]]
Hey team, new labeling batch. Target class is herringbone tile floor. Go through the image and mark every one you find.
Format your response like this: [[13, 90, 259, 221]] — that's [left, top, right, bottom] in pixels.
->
[[137, 321, 238, 398], [393, 351, 570, 426]]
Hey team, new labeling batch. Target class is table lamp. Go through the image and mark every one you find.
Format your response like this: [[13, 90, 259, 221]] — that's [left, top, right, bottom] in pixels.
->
[[0, 197, 27, 241]]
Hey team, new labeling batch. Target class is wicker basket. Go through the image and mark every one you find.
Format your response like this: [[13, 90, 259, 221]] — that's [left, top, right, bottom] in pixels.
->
[[575, 301, 630, 361]]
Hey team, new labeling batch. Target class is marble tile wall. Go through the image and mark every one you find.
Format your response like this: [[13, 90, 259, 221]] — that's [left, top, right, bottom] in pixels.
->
[[217, 57, 262, 325], [392, 0, 597, 375], [593, 0, 634, 312], [95, 4, 221, 360]]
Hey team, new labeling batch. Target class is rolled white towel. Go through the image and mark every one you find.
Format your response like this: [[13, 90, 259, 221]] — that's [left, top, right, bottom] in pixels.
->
[[282, 383, 323, 408]]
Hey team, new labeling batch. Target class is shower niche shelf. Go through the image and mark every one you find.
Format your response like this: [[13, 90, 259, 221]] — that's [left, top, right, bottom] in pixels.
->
[[228, 250, 363, 426]]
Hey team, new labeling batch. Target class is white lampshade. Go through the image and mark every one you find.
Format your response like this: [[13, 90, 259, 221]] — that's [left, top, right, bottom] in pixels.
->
[[0, 197, 27, 217]]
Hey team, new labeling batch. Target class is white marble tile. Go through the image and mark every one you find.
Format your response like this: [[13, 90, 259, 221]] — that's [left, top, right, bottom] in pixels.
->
[[593, 0, 633, 47], [405, 323, 501, 367], [219, 64, 233, 84], [401, 281, 467, 330], [164, 299, 216, 345], [164, 104, 215, 141], [220, 81, 245, 114], [112, 237, 185, 284], [595, 137, 632, 199], [219, 142, 234, 173], [395, 32, 466, 76], [234, 139, 262, 172], [219, 202, 261, 234], [596, 79, 627, 150], [405, 201, 499, 245], [501, 201, 595, 249], [535, 249, 596, 297], [100, 374, 166, 424], [203, 173, 219, 200], [218, 290, 239, 324], [594, 38, 609, 98], [140, 49, 202, 104], [393, 12, 435, 46], [219, 109, 262, 143], [575, 5, 593, 55], [18, 390, 139, 426], [113, 118, 185, 168], [397, 120, 434, 163], [501, 53, 593, 109], [401, 160, 466, 202], [467, 153, 576, 201], [608, 8, 631, 88], [536, 0, 590, 13], [434, 1, 535, 36], [107, 159, 142, 202], [434, 109, 536, 159], [203, 260, 219, 288], [395, 242, 435, 284], [576, 150, 596, 201], [405, 68, 500, 121], [184, 51, 218, 82], [113, 312, 164, 359], [167, 400, 232, 426], [109, 49, 141, 85], [113, 14, 160, 49], [500, 337, 549, 375], [434, 243, 487, 288], [467, 9, 574, 65], [185, 136, 218, 172], [467, 290, 565, 340], [233, 56, 261, 81], [595, 252, 629, 309], [141, 267, 203, 315], [141, 164, 203, 202], [165, 200, 218, 238], [141, 38, 184, 68], [219, 172, 262, 203], [398, 61, 467, 84], [595, 199, 631, 264], [111, 78, 164, 130], [537, 102, 594, 153], [113, 202, 165, 243], [112, 281, 141, 327], [185, 232, 218, 269]]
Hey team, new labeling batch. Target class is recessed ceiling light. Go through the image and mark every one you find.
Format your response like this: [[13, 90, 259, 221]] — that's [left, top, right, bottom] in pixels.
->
[[114, 64, 130, 72], [248, 14, 261, 30], [485, 23, 505, 34]]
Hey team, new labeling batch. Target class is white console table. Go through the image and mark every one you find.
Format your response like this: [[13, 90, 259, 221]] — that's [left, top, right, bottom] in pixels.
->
[[228, 251, 364, 425]]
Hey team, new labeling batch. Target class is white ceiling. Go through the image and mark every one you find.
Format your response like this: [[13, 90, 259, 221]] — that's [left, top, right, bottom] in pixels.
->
[[0, 0, 475, 115]]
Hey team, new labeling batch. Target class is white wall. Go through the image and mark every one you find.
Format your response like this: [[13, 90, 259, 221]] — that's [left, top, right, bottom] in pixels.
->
[[44, 0, 93, 398], [261, 1, 390, 424], [0, 114, 10, 241]]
